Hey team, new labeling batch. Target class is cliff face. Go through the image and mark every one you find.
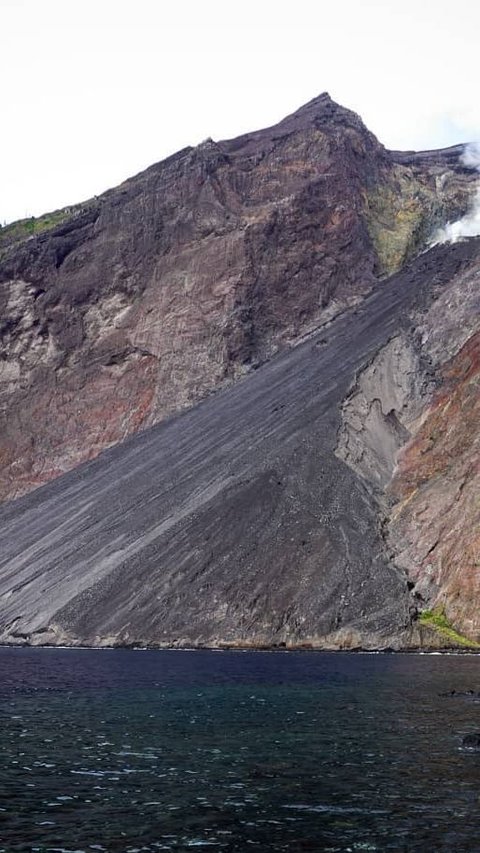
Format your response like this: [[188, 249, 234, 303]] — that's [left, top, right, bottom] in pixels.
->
[[0, 94, 475, 503], [336, 241, 480, 645], [387, 269, 480, 641], [0, 95, 478, 649]]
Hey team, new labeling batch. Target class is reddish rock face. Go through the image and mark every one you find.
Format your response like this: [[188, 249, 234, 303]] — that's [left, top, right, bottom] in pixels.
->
[[331, 230, 480, 644], [0, 94, 474, 502], [389, 330, 480, 638], [0, 351, 157, 496]]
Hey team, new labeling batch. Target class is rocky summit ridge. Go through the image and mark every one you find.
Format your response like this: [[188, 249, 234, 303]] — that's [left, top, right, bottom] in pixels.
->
[[0, 94, 478, 650]]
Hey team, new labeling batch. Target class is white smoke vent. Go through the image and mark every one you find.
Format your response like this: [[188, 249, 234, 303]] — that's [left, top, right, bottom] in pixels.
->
[[432, 142, 480, 244]]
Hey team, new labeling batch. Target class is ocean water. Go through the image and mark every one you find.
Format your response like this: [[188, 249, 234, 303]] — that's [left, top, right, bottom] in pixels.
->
[[1, 649, 480, 852]]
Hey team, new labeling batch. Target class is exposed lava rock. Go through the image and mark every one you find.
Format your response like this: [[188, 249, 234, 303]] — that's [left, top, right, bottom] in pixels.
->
[[336, 237, 480, 644], [389, 324, 480, 640], [0, 94, 475, 503]]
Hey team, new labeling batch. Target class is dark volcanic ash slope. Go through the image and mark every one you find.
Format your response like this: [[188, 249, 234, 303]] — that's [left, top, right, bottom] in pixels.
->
[[0, 239, 477, 650], [0, 94, 475, 502]]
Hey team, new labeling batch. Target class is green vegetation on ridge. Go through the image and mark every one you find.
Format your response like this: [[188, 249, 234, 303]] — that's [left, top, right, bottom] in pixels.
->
[[0, 205, 84, 250]]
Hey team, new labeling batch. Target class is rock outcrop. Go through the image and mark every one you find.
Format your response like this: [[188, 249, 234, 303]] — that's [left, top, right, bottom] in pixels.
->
[[336, 240, 480, 644], [388, 278, 480, 640], [0, 94, 478, 648]]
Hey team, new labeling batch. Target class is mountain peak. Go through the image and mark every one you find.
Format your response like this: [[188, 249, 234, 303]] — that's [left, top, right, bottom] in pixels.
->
[[289, 91, 334, 111], [277, 91, 364, 131], [217, 92, 376, 159]]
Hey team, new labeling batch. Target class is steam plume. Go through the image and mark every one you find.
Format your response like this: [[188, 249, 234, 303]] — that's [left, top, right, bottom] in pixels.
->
[[432, 142, 480, 244]]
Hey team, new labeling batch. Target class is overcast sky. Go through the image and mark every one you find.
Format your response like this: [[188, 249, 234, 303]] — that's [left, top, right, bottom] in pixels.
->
[[2, 0, 479, 224]]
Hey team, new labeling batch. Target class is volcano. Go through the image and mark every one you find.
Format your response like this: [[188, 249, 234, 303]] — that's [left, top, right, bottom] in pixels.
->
[[0, 94, 478, 649]]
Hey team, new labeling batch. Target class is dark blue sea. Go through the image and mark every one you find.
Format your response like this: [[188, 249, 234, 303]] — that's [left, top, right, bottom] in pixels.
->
[[1, 649, 480, 852]]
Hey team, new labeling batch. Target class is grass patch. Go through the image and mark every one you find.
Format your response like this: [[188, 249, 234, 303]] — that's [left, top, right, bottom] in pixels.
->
[[418, 608, 480, 648], [0, 205, 84, 250]]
